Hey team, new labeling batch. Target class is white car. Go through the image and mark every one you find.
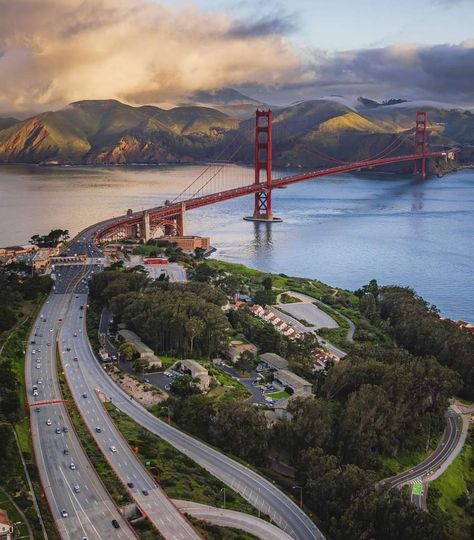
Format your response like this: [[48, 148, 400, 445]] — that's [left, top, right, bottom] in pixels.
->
[[61, 509, 68, 518], [46, 419, 52, 426], [69, 463, 76, 470], [110, 446, 117, 453], [33, 390, 38, 396], [36, 364, 41, 369], [73, 485, 80, 493]]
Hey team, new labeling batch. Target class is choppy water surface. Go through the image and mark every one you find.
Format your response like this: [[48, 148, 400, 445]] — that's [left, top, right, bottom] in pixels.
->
[[0, 164, 473, 321]]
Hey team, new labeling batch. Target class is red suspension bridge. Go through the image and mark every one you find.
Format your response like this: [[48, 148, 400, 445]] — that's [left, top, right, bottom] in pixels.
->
[[96, 110, 457, 243]]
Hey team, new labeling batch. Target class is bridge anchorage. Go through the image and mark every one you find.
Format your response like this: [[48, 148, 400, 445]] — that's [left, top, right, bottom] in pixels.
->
[[244, 109, 282, 223]]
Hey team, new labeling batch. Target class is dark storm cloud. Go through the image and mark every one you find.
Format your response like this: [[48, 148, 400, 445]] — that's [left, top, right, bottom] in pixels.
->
[[227, 13, 296, 38], [302, 41, 474, 103]]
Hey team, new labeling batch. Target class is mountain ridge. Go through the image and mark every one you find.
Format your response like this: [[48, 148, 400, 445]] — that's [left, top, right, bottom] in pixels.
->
[[0, 97, 472, 170]]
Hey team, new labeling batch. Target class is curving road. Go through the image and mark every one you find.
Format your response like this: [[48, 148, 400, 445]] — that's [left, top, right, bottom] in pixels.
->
[[381, 410, 464, 508], [59, 225, 326, 539]]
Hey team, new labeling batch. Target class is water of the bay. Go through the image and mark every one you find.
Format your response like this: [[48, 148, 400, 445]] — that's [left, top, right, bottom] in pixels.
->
[[0, 163, 473, 321]]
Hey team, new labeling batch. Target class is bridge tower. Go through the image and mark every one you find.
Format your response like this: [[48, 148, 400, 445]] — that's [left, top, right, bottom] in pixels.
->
[[244, 109, 282, 222], [413, 111, 427, 178]]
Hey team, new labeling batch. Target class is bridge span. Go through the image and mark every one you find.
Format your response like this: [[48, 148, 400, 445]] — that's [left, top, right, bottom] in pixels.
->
[[95, 109, 457, 244]]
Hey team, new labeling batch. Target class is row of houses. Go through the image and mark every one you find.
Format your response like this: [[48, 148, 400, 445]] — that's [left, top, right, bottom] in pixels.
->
[[249, 305, 301, 339]]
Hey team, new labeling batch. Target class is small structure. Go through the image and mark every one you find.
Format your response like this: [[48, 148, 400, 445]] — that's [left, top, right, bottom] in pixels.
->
[[274, 369, 312, 396], [161, 236, 210, 252], [118, 329, 162, 368], [176, 360, 211, 391], [227, 341, 258, 363], [259, 352, 289, 371], [0, 509, 13, 540], [32, 247, 59, 272]]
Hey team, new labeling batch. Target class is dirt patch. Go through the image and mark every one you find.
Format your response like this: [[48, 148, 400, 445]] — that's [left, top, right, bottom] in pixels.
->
[[105, 364, 166, 407]]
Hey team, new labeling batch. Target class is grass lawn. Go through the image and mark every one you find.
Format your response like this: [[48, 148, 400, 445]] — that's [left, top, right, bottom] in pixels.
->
[[159, 356, 178, 367], [430, 440, 474, 540], [266, 391, 290, 400]]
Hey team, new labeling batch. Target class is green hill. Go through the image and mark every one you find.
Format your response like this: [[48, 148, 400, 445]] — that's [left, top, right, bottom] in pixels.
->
[[0, 98, 471, 168]]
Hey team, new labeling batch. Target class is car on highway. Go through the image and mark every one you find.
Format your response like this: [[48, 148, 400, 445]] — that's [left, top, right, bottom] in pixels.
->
[[35, 364, 41, 369], [66, 347, 71, 352], [142, 490, 149, 496], [63, 448, 69, 455], [82, 393, 87, 398], [63, 426, 69, 433], [112, 519, 120, 529], [37, 379, 43, 385], [61, 509, 68, 518], [33, 389, 38, 396], [127, 482, 134, 488], [95, 427, 102, 433], [110, 446, 117, 453], [46, 419, 52, 426], [73, 357, 78, 362], [69, 463, 76, 470], [73, 485, 80, 493], [55, 427, 62, 434]]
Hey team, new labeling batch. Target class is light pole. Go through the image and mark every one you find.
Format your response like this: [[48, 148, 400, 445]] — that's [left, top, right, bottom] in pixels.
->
[[293, 485, 303, 508], [220, 487, 226, 509]]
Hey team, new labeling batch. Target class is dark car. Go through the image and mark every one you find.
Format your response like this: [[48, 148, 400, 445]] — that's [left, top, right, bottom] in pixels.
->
[[127, 482, 134, 488], [63, 426, 69, 433], [66, 347, 71, 352], [111, 520, 120, 529], [142, 490, 149, 496]]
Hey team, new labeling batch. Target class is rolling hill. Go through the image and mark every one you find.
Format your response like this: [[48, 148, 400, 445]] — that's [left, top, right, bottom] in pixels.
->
[[0, 97, 472, 170]]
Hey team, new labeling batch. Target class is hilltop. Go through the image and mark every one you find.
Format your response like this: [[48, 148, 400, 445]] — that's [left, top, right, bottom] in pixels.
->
[[0, 96, 473, 170]]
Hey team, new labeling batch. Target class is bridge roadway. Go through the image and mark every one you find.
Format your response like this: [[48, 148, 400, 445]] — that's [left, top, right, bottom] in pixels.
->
[[26, 267, 135, 539], [94, 148, 452, 241], [61, 233, 326, 539], [59, 270, 202, 540]]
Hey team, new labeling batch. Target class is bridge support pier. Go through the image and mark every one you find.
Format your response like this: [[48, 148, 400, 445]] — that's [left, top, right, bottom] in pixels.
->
[[141, 210, 151, 242], [244, 109, 282, 223], [413, 111, 427, 179]]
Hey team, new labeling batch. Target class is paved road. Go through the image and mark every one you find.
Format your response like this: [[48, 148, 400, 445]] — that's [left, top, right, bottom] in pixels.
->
[[59, 264, 201, 539], [51, 217, 327, 539], [273, 302, 338, 330], [173, 500, 294, 540], [26, 284, 134, 539], [381, 409, 464, 509]]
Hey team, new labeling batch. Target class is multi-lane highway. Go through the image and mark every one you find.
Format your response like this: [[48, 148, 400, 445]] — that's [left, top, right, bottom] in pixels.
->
[[26, 270, 134, 540], [57, 233, 326, 540], [59, 279, 201, 539]]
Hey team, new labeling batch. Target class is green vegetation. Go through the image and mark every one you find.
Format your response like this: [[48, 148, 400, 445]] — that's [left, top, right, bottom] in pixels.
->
[[89, 272, 229, 358], [29, 229, 69, 248], [266, 391, 289, 400], [357, 281, 474, 399], [105, 403, 258, 515], [0, 271, 55, 540], [279, 293, 301, 304], [188, 516, 259, 540], [429, 430, 474, 540]]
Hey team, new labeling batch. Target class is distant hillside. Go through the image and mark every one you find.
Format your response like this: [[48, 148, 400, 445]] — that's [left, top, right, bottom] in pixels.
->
[[0, 98, 472, 172]]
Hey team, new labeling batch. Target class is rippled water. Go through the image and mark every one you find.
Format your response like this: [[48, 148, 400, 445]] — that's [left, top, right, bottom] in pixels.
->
[[0, 164, 473, 321]]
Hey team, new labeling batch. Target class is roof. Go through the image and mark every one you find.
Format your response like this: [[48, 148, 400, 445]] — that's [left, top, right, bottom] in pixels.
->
[[276, 369, 312, 390], [180, 359, 208, 376], [0, 508, 11, 526], [118, 329, 160, 361], [259, 352, 289, 370]]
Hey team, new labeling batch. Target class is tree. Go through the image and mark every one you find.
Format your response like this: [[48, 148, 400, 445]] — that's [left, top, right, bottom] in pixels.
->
[[133, 358, 149, 374], [170, 375, 201, 398], [119, 342, 138, 362], [210, 401, 269, 464], [262, 276, 272, 290], [235, 350, 256, 374], [0, 307, 17, 332], [186, 317, 205, 355], [253, 288, 274, 307]]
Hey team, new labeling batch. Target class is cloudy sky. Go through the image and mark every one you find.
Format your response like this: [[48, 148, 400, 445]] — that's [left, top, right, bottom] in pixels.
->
[[0, 0, 473, 115]]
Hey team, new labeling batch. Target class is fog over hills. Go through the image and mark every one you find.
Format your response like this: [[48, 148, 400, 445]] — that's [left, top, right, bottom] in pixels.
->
[[0, 92, 473, 169]]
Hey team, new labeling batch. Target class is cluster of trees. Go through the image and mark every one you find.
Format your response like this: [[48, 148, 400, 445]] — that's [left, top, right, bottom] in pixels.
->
[[29, 228, 69, 247], [272, 342, 456, 538], [0, 272, 53, 332], [163, 396, 269, 464], [89, 272, 229, 358], [357, 283, 474, 399]]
